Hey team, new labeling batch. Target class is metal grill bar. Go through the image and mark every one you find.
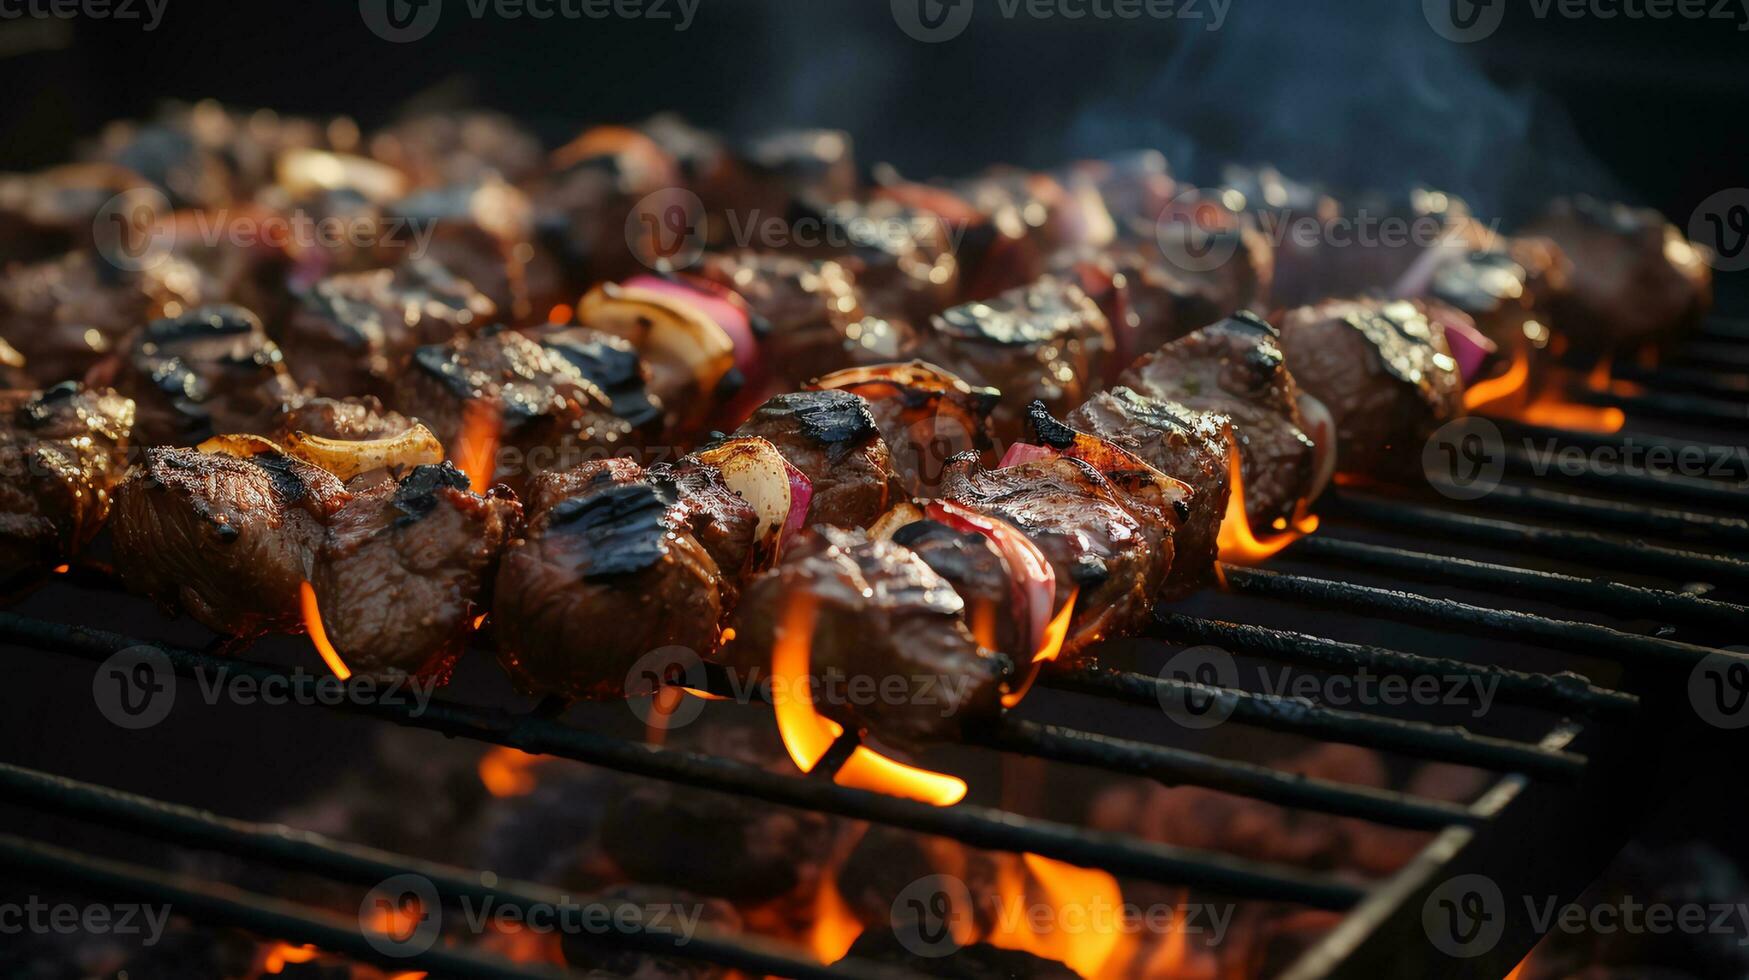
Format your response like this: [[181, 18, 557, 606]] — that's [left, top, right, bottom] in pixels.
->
[[0, 612, 1365, 909], [0, 761, 900, 980], [1673, 342, 1749, 369], [973, 721, 1491, 829], [1287, 536, 1748, 633], [1500, 444, 1749, 510], [1330, 492, 1749, 585], [1487, 421, 1749, 479], [1417, 479, 1749, 547], [1698, 317, 1749, 342], [0, 833, 568, 980], [1218, 566, 1739, 670], [1153, 614, 1637, 717], [1039, 669, 1588, 777], [1574, 386, 1749, 425], [1609, 362, 1749, 399]]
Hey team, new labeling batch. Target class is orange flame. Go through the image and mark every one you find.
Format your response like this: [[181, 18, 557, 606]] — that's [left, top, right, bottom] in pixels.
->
[[455, 398, 502, 494], [481, 920, 564, 965], [809, 874, 865, 963], [262, 943, 319, 973], [479, 746, 548, 797], [52, 564, 69, 574], [1000, 589, 1079, 710], [1463, 348, 1530, 411], [547, 303, 574, 325], [1216, 452, 1319, 564], [986, 854, 1126, 978], [298, 581, 352, 680], [771, 594, 968, 806]]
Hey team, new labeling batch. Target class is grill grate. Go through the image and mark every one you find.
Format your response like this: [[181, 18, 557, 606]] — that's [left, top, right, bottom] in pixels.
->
[[1, 319, 1746, 977]]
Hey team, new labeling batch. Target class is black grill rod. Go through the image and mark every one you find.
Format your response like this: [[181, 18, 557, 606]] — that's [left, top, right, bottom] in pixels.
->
[[1218, 566, 1743, 672], [971, 721, 1493, 829], [0, 614, 1364, 910], [1608, 362, 1749, 400], [1570, 386, 1749, 427], [1287, 536, 1749, 635], [1486, 419, 1749, 479], [1037, 669, 1588, 778], [0, 762, 906, 980], [1330, 492, 1749, 586], [1499, 443, 1749, 512], [1698, 316, 1749, 341], [0, 833, 570, 980], [1417, 478, 1749, 548], [1153, 614, 1637, 718], [1673, 342, 1749, 370]]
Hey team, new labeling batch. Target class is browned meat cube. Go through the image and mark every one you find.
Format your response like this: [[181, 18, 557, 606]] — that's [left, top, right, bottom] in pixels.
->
[[809, 361, 998, 498], [0, 383, 134, 583], [390, 176, 562, 324], [106, 305, 303, 446], [532, 325, 665, 441], [731, 390, 902, 529], [274, 396, 418, 443]]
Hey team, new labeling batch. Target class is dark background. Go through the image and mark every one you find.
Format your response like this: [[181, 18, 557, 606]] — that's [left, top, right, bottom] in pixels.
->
[[0, 0, 1744, 227]]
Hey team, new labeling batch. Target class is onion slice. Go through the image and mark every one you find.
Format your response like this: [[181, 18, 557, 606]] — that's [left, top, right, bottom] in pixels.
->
[[281, 424, 445, 482], [694, 437, 811, 565], [924, 500, 1058, 672], [579, 281, 737, 431]]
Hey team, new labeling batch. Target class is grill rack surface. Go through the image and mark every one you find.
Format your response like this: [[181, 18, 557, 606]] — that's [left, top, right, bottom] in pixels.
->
[[3, 318, 1748, 979]]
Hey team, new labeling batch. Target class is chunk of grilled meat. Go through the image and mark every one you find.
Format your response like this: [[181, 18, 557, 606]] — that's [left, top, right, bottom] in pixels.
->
[[938, 446, 1168, 659], [106, 305, 302, 446], [530, 325, 665, 440], [1522, 196, 1713, 352], [731, 390, 902, 528], [696, 251, 917, 387], [710, 129, 858, 233], [1068, 387, 1231, 598], [718, 526, 1004, 748], [396, 329, 637, 495], [0, 383, 134, 583], [1428, 250, 1545, 357], [1147, 187, 1275, 318], [368, 111, 546, 190], [391, 176, 562, 323], [536, 125, 681, 289], [924, 276, 1114, 444], [1052, 243, 1231, 373], [112, 447, 346, 636], [1278, 299, 1464, 478], [313, 463, 518, 680], [281, 259, 495, 400], [809, 361, 998, 498], [0, 164, 149, 264], [785, 197, 960, 327], [888, 518, 1022, 658], [1119, 313, 1316, 530], [493, 458, 757, 700], [0, 250, 210, 386], [274, 396, 417, 442]]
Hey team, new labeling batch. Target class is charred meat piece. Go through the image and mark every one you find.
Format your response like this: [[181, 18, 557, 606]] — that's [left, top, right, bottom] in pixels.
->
[[536, 125, 680, 288], [107, 305, 302, 446], [786, 197, 960, 327], [1522, 196, 1713, 352], [1279, 299, 1465, 478], [82, 117, 235, 210], [1119, 313, 1316, 529], [395, 329, 634, 495], [313, 463, 518, 681], [696, 251, 917, 386], [112, 447, 346, 636], [924, 276, 1114, 444], [1428, 250, 1544, 355], [532, 325, 665, 439], [390, 176, 562, 323], [493, 458, 756, 700], [576, 280, 742, 436], [809, 361, 998, 498], [709, 128, 857, 226], [1069, 387, 1231, 598], [274, 395, 417, 442], [888, 519, 1022, 658], [0, 164, 150, 263], [1146, 187, 1275, 318], [1052, 242, 1231, 372], [368, 111, 545, 189], [718, 526, 1004, 748], [938, 449, 1166, 659], [0, 250, 210, 386], [281, 258, 495, 399], [731, 390, 901, 529], [0, 383, 134, 583]]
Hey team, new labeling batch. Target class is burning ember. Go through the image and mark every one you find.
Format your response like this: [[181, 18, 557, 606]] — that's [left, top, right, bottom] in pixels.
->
[[478, 746, 549, 797], [1463, 348, 1532, 412], [298, 581, 353, 680], [771, 594, 968, 806], [454, 397, 503, 495], [987, 853, 1127, 978], [1217, 452, 1319, 565], [1000, 589, 1079, 710]]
